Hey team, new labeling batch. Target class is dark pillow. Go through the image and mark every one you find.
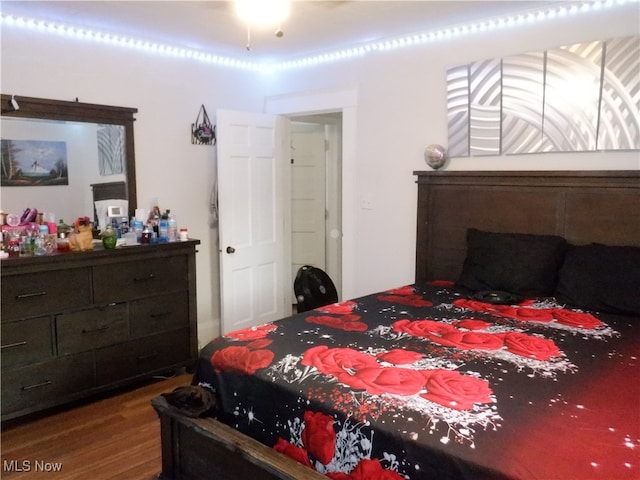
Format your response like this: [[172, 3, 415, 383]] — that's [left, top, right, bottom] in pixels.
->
[[555, 244, 640, 316], [457, 228, 567, 296]]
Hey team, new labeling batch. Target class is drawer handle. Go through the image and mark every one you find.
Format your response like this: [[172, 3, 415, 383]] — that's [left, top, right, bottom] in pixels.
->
[[16, 291, 47, 299], [150, 311, 171, 319], [133, 274, 156, 282], [82, 325, 110, 334], [137, 352, 159, 362], [22, 380, 52, 391], [1, 341, 27, 350]]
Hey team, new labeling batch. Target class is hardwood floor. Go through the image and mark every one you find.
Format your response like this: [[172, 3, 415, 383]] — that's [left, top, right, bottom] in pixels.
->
[[1, 373, 191, 479]]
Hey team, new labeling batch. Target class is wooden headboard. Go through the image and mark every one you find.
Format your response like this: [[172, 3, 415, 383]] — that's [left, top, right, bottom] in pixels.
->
[[414, 170, 640, 283]]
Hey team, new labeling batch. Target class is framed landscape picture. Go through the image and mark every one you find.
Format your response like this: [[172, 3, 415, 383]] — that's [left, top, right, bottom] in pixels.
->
[[1, 139, 69, 186]]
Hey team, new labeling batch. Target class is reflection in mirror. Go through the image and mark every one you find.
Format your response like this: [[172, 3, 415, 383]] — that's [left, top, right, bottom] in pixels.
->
[[1, 117, 126, 226], [0, 94, 137, 229]]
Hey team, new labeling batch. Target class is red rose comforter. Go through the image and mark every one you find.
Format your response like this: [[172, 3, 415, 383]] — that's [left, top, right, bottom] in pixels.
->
[[193, 282, 640, 480]]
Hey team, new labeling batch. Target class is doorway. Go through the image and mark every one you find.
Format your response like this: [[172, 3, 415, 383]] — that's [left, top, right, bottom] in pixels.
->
[[266, 86, 357, 301], [290, 113, 342, 302], [216, 87, 357, 334]]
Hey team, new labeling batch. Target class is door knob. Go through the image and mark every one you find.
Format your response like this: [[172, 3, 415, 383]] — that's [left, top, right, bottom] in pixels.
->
[[226, 246, 236, 254]]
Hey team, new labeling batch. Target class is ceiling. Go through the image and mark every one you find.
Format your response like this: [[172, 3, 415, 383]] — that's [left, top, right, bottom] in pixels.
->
[[2, 1, 564, 63]]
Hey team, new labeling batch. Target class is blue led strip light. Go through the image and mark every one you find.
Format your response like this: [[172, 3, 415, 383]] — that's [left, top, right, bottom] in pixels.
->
[[1, 0, 636, 73]]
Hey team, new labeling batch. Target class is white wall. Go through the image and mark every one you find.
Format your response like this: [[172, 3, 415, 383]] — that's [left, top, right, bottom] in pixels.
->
[[261, 4, 640, 297], [1, 28, 267, 344], [2, 4, 638, 341]]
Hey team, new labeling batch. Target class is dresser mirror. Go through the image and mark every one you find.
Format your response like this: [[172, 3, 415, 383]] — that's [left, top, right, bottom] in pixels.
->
[[0, 94, 138, 225]]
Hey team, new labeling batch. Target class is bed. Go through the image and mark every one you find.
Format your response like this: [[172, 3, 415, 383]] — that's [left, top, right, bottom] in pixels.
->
[[152, 170, 640, 480]]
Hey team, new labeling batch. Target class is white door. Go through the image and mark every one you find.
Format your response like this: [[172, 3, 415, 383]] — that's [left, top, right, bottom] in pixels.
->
[[291, 122, 327, 282], [217, 109, 290, 334]]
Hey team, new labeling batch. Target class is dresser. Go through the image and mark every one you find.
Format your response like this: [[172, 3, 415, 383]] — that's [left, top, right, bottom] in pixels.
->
[[1, 240, 199, 421]]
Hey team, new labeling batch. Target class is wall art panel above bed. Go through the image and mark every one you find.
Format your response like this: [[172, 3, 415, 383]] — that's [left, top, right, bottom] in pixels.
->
[[447, 36, 640, 156]]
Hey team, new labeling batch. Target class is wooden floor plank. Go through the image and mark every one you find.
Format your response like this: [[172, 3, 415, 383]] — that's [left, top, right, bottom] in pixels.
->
[[1, 373, 191, 479]]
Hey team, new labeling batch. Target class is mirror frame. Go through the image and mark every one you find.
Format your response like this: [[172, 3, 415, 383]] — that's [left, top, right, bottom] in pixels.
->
[[1, 94, 138, 218]]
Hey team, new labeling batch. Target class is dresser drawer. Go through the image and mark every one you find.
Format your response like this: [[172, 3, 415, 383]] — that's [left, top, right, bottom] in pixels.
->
[[56, 303, 129, 356], [129, 292, 189, 338], [95, 328, 191, 386], [93, 256, 188, 303], [1, 352, 94, 416], [1, 317, 54, 369], [1, 268, 91, 321]]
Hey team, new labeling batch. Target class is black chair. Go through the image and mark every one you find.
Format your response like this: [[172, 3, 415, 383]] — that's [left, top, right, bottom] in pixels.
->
[[294, 265, 338, 313]]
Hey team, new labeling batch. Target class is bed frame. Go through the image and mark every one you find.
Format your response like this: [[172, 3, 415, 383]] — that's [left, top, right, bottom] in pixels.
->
[[153, 170, 640, 480]]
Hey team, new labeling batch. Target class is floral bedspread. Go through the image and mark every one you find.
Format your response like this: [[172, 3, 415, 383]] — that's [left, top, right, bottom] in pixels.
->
[[193, 281, 640, 480]]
